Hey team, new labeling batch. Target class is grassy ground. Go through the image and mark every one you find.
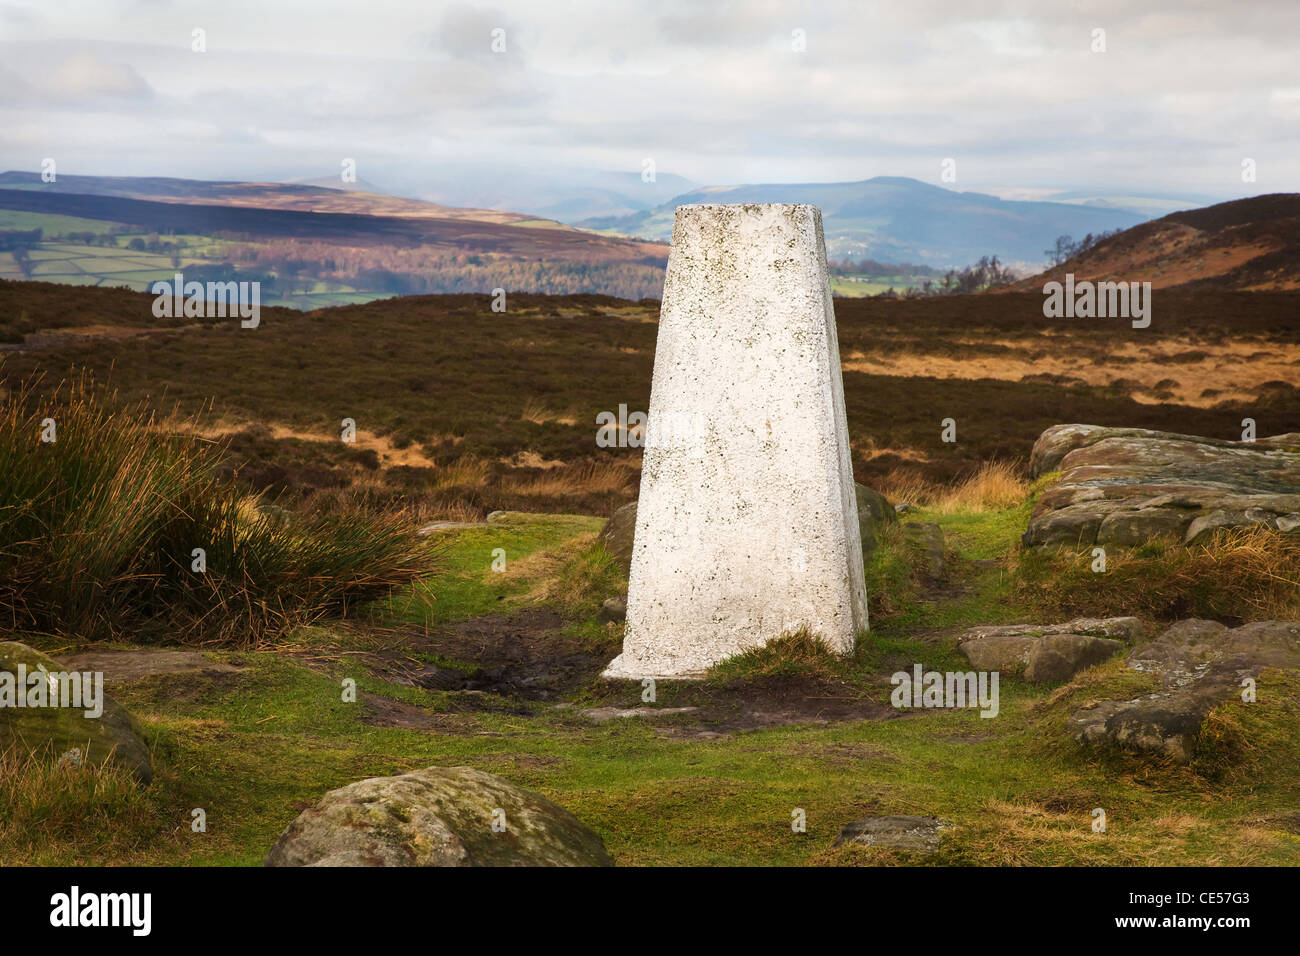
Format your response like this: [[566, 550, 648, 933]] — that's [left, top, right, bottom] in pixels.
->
[[2, 285, 1297, 866], [6, 507, 1297, 867]]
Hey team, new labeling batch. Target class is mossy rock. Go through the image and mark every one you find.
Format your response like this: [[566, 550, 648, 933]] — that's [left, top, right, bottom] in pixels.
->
[[597, 501, 637, 573], [265, 766, 614, 867], [0, 641, 153, 785], [855, 483, 897, 560]]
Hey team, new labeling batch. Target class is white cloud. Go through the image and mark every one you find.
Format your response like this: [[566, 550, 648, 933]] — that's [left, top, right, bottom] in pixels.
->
[[0, 0, 1296, 198], [45, 53, 153, 100]]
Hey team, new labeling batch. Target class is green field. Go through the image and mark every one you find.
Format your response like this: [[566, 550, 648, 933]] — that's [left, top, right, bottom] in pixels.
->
[[4, 235, 378, 304], [0, 209, 123, 234], [831, 275, 925, 297]]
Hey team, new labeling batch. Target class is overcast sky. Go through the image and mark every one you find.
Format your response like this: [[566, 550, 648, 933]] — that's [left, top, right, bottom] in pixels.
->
[[1, 0, 1297, 203]]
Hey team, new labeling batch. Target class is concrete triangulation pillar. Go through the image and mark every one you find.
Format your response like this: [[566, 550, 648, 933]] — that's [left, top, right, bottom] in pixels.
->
[[603, 203, 868, 680]]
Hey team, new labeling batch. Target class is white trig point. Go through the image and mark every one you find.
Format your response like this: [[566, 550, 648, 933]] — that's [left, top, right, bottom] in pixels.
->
[[603, 203, 868, 680]]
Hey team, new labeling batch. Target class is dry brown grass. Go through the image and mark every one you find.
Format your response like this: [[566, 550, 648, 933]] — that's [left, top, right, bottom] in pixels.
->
[[933, 461, 1029, 512], [0, 746, 155, 859], [874, 460, 1028, 513], [842, 336, 1300, 407], [1017, 526, 1300, 621], [428, 456, 492, 490], [504, 460, 635, 498], [520, 397, 578, 426], [2, 379, 440, 646]]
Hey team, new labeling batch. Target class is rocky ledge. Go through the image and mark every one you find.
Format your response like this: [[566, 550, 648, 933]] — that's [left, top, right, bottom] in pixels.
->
[[1024, 424, 1300, 549]]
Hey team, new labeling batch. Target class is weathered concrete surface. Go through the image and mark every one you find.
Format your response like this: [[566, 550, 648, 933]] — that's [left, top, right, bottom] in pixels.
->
[[606, 204, 867, 679], [1024, 424, 1300, 549], [600, 481, 892, 573]]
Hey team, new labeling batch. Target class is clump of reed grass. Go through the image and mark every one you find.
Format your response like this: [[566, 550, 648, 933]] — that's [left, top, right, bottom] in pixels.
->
[[0, 378, 439, 646]]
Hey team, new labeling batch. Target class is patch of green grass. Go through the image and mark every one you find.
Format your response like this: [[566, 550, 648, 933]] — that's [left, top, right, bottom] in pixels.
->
[[390, 512, 603, 627], [1194, 669, 1300, 783], [707, 629, 852, 685], [73, 637, 1297, 866], [7, 504, 1300, 867], [0, 745, 161, 863], [0, 210, 127, 234]]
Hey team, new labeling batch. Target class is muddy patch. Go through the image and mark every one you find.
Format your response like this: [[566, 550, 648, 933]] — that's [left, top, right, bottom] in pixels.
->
[[621, 675, 902, 737], [358, 692, 444, 730], [336, 612, 908, 734], [361, 609, 611, 704]]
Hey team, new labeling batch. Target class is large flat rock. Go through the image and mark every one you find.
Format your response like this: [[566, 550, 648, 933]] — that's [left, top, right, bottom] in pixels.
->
[[958, 617, 1139, 682], [61, 648, 241, 683], [1024, 424, 1300, 549]]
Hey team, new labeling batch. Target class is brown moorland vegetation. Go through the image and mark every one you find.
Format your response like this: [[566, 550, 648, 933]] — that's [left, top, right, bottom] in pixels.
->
[[3, 280, 1297, 521], [1014, 193, 1300, 292]]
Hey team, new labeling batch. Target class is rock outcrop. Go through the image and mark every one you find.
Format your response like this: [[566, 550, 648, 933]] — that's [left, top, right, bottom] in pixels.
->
[[1024, 424, 1300, 549], [1067, 619, 1300, 762], [597, 501, 638, 573], [958, 617, 1140, 682], [265, 766, 614, 867], [832, 815, 947, 852], [856, 484, 898, 560]]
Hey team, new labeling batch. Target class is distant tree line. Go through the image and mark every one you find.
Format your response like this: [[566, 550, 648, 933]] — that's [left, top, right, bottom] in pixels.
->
[[224, 240, 667, 299], [57, 231, 129, 247], [126, 234, 185, 254], [828, 257, 943, 278], [872, 254, 1018, 298], [1043, 230, 1121, 266], [0, 229, 42, 251]]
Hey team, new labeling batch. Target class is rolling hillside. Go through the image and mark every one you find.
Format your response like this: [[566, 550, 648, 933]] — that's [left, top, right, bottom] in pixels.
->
[[1013, 193, 1300, 291], [0, 172, 670, 307], [0, 171, 554, 226], [578, 176, 1149, 267]]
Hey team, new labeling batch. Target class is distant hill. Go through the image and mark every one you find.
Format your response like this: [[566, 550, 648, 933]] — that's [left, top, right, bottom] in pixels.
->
[[1040, 190, 1222, 220], [0, 171, 559, 226], [1013, 193, 1300, 291], [0, 172, 669, 306], [405, 166, 700, 223], [579, 176, 1149, 268]]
